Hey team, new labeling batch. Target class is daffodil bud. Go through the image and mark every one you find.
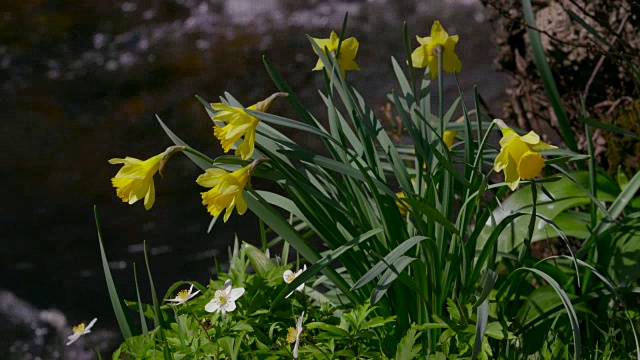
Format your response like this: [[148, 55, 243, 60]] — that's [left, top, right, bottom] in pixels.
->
[[255, 92, 288, 112]]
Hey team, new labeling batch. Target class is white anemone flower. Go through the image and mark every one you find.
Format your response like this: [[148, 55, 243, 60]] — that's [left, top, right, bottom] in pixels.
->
[[205, 279, 245, 317], [286, 312, 305, 359], [66, 318, 97, 346], [165, 284, 200, 305], [283, 264, 307, 298]]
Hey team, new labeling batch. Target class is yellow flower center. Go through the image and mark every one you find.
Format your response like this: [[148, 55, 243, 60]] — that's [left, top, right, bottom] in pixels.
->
[[72, 323, 85, 334], [177, 290, 189, 300], [517, 151, 545, 180], [217, 294, 227, 305], [286, 327, 298, 344]]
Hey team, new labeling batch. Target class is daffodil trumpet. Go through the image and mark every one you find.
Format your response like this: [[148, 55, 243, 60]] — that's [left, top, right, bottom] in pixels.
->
[[493, 119, 557, 190]]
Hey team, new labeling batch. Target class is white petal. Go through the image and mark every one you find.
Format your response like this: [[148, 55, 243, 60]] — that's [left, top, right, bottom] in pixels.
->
[[297, 312, 305, 333], [285, 291, 294, 299], [205, 300, 220, 313], [85, 318, 98, 331], [187, 290, 201, 300], [224, 301, 236, 312], [228, 287, 245, 301], [283, 270, 294, 283], [222, 279, 233, 294], [66, 334, 81, 346], [296, 284, 305, 292]]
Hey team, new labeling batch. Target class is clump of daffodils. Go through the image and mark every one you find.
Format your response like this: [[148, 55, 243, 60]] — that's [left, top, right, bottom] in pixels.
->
[[411, 20, 462, 78], [493, 119, 557, 190]]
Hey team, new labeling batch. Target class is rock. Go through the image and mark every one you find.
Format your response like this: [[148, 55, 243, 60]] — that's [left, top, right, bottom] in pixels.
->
[[0, 290, 119, 359]]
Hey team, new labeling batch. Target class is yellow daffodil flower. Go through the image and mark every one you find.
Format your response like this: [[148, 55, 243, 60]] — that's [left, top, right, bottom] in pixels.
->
[[443, 130, 457, 149], [212, 93, 287, 160], [396, 192, 409, 216], [411, 21, 462, 79], [197, 163, 256, 222], [493, 121, 557, 190], [212, 103, 259, 161], [109, 154, 163, 210], [311, 31, 360, 77]]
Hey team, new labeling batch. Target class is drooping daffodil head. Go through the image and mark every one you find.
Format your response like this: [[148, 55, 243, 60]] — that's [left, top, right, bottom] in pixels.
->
[[311, 31, 360, 77], [109, 154, 163, 210], [283, 264, 307, 298], [109, 146, 184, 210], [411, 20, 462, 79], [165, 284, 200, 305], [66, 318, 97, 346], [286, 312, 305, 359], [204, 279, 245, 318], [493, 119, 557, 190], [197, 159, 265, 222], [211, 93, 287, 161]]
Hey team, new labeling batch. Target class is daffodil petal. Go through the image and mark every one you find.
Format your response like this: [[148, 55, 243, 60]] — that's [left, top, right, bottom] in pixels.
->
[[411, 46, 428, 68], [442, 49, 462, 74], [144, 179, 155, 210], [430, 21, 449, 44]]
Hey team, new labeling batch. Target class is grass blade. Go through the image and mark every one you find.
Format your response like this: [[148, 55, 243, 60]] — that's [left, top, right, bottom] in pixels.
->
[[94, 206, 135, 339], [512, 267, 581, 359], [132, 263, 149, 336], [353, 236, 427, 290]]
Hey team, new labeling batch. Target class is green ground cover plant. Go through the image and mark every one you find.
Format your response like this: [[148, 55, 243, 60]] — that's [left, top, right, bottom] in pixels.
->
[[80, 6, 639, 359]]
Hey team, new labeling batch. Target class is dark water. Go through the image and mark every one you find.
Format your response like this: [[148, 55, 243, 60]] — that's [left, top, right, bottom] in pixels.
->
[[2, 0, 508, 335]]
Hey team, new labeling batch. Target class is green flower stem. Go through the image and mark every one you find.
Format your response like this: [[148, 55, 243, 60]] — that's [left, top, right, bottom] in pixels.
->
[[172, 306, 186, 350], [519, 180, 538, 264], [437, 47, 444, 143], [185, 301, 213, 343], [183, 146, 215, 166]]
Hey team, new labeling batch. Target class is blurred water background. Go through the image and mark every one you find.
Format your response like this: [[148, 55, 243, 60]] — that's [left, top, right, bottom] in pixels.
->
[[2, 0, 509, 338]]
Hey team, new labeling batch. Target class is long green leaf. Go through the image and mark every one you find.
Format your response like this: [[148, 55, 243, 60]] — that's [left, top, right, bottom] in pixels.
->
[[577, 116, 640, 140], [512, 268, 581, 359], [94, 206, 135, 339], [371, 256, 416, 304], [353, 236, 427, 290], [472, 299, 489, 360], [132, 264, 149, 336], [143, 241, 172, 359], [522, 0, 577, 151]]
